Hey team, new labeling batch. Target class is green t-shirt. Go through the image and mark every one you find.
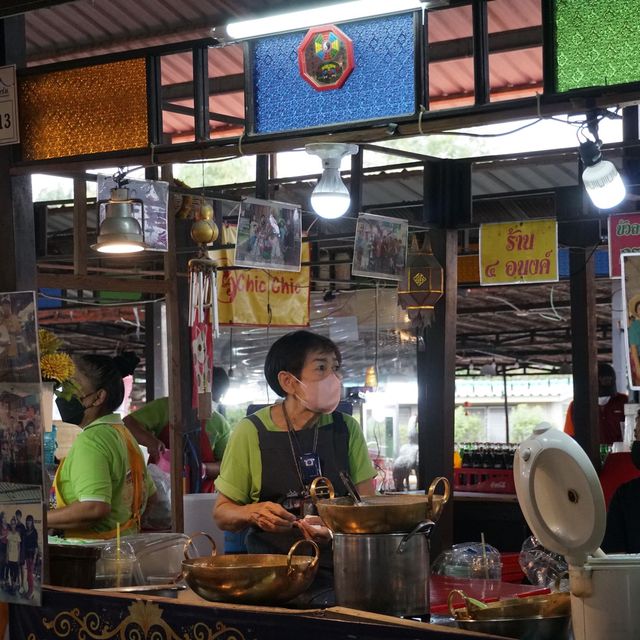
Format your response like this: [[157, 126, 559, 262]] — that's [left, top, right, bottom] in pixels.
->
[[215, 406, 376, 505], [56, 414, 156, 536], [129, 397, 231, 460]]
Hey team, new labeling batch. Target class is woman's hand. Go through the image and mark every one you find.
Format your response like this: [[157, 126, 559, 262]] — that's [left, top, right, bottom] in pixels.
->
[[249, 501, 297, 533], [295, 515, 333, 545]]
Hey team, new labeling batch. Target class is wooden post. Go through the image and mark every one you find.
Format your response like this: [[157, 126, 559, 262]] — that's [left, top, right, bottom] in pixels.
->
[[73, 177, 88, 276]]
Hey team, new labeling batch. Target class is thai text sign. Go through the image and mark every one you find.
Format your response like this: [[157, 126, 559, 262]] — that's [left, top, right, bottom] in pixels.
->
[[210, 225, 310, 327], [480, 219, 558, 286], [608, 213, 640, 279]]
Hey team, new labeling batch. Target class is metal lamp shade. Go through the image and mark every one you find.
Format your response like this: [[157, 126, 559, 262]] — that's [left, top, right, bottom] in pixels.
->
[[92, 188, 146, 254]]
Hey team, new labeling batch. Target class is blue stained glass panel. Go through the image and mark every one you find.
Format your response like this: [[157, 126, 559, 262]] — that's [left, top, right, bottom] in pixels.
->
[[250, 13, 416, 135]]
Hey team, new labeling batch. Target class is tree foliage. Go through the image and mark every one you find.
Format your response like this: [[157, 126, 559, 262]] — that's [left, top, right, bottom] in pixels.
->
[[509, 404, 546, 443], [454, 406, 485, 443]]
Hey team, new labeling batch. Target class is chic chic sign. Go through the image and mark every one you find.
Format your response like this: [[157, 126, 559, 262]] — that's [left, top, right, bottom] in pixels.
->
[[479, 219, 558, 286]]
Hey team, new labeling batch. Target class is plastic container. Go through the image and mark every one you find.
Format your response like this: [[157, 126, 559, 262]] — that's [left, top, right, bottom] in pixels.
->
[[48, 543, 101, 588], [453, 468, 516, 494], [43, 426, 57, 465], [95, 540, 136, 588]]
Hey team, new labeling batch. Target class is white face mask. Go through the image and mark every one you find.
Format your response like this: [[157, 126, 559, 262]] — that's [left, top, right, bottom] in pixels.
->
[[598, 396, 610, 406], [294, 372, 342, 414]]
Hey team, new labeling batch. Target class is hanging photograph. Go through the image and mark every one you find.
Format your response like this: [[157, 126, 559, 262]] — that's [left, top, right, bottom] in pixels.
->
[[97, 175, 169, 252], [622, 253, 640, 389], [233, 197, 302, 272], [0, 291, 38, 384], [0, 501, 43, 606], [0, 383, 45, 489], [352, 213, 408, 281]]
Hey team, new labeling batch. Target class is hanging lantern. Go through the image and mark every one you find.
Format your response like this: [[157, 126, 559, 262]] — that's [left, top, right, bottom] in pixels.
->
[[364, 365, 378, 390], [397, 234, 444, 329]]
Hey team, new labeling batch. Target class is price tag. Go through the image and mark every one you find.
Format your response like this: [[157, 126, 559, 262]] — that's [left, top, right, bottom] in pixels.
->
[[0, 65, 19, 146]]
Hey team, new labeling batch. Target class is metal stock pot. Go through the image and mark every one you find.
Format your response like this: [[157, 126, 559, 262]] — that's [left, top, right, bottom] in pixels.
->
[[181, 533, 319, 605], [310, 476, 450, 534]]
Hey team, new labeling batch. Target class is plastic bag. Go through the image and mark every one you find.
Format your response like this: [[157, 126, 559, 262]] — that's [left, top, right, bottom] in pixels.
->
[[432, 542, 502, 580], [519, 535, 568, 589], [141, 463, 172, 531]]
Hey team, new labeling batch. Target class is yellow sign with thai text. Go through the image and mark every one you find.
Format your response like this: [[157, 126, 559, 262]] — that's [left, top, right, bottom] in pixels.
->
[[479, 219, 558, 286], [210, 225, 310, 327]]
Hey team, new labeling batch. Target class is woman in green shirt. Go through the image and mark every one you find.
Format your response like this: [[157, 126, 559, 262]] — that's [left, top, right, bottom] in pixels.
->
[[214, 330, 376, 556], [49, 353, 155, 539]]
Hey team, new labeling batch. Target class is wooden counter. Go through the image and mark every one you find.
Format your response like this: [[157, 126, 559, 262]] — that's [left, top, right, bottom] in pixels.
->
[[9, 585, 507, 639]]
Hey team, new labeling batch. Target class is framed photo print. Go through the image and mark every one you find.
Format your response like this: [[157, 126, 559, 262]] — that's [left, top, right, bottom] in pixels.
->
[[352, 213, 408, 281], [233, 198, 302, 272]]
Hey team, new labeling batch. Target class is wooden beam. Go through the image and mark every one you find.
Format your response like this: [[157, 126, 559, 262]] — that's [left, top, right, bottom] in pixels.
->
[[37, 273, 168, 294], [73, 176, 88, 276]]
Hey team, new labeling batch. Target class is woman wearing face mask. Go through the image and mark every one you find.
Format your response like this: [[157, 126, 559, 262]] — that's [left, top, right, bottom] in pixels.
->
[[48, 353, 156, 539], [214, 330, 376, 562]]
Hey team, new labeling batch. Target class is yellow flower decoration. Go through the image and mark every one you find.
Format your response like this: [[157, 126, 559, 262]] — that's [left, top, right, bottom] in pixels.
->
[[40, 352, 75, 385], [39, 329, 78, 398], [38, 328, 62, 356]]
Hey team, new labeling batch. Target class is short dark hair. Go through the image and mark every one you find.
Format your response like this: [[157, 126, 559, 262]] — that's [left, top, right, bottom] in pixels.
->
[[264, 330, 341, 397], [598, 362, 615, 379]]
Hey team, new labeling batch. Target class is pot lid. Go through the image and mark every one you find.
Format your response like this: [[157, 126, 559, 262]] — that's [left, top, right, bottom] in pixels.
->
[[513, 424, 606, 567]]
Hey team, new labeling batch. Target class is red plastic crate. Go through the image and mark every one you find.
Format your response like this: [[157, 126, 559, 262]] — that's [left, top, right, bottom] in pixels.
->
[[454, 468, 516, 494]]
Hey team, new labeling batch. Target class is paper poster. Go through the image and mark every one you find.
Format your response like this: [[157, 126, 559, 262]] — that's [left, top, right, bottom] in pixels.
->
[[608, 212, 640, 279], [0, 501, 43, 606], [480, 219, 558, 286], [233, 197, 302, 273], [352, 212, 408, 281], [0, 292, 39, 384], [622, 253, 640, 389]]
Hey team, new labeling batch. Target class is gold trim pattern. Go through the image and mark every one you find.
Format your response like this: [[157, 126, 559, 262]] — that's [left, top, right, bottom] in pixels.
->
[[39, 600, 246, 640]]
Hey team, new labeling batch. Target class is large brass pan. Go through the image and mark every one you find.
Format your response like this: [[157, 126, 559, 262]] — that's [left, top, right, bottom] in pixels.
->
[[181, 533, 319, 605], [310, 476, 450, 534]]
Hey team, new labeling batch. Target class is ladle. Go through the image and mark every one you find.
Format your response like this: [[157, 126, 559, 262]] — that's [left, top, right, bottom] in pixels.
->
[[339, 470, 363, 505]]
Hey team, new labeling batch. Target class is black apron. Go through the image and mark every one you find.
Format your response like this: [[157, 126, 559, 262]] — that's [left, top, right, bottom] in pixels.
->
[[244, 410, 349, 567]]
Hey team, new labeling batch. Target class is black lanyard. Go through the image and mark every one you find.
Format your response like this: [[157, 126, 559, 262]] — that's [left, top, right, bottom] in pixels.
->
[[282, 401, 319, 493]]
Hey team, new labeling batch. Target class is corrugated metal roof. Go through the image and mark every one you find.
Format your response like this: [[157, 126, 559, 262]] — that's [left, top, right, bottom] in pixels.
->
[[23, 0, 544, 137]]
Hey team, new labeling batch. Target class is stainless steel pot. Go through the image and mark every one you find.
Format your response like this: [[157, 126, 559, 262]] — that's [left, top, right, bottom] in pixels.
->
[[333, 521, 434, 617]]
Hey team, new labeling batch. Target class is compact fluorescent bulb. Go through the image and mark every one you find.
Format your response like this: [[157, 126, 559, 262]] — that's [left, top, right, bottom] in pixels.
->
[[227, 0, 426, 39]]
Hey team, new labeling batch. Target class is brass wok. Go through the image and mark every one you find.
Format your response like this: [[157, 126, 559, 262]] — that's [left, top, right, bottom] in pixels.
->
[[310, 476, 450, 534], [181, 533, 320, 605], [448, 589, 572, 621]]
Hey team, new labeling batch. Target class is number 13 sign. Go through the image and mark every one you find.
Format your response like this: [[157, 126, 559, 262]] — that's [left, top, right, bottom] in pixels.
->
[[0, 65, 19, 146]]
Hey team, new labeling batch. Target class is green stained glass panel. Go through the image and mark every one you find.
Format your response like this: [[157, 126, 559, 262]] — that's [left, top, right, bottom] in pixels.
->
[[556, 0, 640, 92]]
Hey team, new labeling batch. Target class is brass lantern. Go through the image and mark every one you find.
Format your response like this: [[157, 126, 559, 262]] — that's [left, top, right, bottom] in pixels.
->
[[397, 234, 444, 329]]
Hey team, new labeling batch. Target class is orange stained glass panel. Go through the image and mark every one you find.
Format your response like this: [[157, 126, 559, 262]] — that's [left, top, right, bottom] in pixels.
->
[[19, 58, 148, 161]]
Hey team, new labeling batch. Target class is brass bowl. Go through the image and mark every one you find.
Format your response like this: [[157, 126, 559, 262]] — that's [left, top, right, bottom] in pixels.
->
[[311, 476, 450, 534], [455, 614, 571, 640], [448, 589, 571, 621], [181, 534, 319, 605]]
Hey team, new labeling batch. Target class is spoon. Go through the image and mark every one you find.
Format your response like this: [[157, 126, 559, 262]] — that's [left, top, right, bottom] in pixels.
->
[[339, 470, 363, 505]]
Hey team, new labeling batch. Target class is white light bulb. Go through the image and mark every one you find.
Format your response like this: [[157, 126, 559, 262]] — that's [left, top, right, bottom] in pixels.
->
[[306, 143, 358, 220], [311, 169, 351, 219], [96, 242, 145, 254], [583, 160, 626, 209], [227, 0, 428, 39]]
